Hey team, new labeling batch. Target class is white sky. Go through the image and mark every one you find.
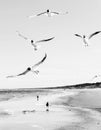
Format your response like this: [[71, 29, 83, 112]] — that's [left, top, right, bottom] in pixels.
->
[[0, 0, 101, 88]]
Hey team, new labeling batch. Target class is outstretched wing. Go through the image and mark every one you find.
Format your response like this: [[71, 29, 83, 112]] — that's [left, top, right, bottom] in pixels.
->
[[6, 68, 31, 78], [17, 68, 31, 76], [51, 11, 68, 15], [16, 31, 28, 40], [51, 12, 59, 15], [6, 75, 18, 78], [28, 15, 37, 19], [74, 34, 82, 38], [32, 53, 47, 69], [36, 12, 47, 16], [36, 37, 55, 43], [28, 12, 47, 18], [89, 31, 101, 39]]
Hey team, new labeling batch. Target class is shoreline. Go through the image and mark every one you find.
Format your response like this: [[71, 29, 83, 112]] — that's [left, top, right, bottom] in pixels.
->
[[0, 89, 101, 129]]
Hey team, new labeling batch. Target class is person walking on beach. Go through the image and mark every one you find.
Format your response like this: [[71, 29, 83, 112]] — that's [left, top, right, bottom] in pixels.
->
[[37, 95, 39, 101], [46, 102, 49, 111]]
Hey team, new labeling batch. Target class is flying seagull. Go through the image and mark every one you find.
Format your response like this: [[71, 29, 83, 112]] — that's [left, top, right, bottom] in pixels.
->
[[28, 9, 68, 18], [90, 74, 101, 81], [75, 31, 101, 46], [6, 53, 47, 78], [16, 31, 55, 51]]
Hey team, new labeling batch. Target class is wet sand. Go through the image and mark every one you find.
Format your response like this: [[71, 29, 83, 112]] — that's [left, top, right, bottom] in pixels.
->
[[0, 89, 101, 130], [58, 88, 101, 130]]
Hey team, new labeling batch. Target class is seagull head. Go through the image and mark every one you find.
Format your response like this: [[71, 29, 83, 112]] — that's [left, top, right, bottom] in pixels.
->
[[31, 40, 34, 43], [27, 67, 31, 71], [47, 9, 50, 13]]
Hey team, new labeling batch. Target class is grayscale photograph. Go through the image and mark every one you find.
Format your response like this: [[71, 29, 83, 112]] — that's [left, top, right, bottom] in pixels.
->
[[0, 0, 101, 130]]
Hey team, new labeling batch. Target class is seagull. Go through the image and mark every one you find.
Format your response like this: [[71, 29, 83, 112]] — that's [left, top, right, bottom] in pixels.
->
[[6, 53, 47, 78], [28, 9, 68, 18], [75, 31, 101, 46], [16, 31, 55, 51], [90, 74, 101, 81]]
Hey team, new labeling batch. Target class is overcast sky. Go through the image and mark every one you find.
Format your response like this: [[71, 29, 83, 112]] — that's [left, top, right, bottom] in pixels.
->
[[0, 0, 101, 88]]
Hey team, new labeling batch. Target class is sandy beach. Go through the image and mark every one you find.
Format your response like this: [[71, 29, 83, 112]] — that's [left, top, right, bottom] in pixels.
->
[[0, 88, 101, 130]]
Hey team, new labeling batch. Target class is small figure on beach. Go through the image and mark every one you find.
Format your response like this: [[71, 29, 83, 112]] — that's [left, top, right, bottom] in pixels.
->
[[46, 102, 49, 111], [37, 95, 39, 101]]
